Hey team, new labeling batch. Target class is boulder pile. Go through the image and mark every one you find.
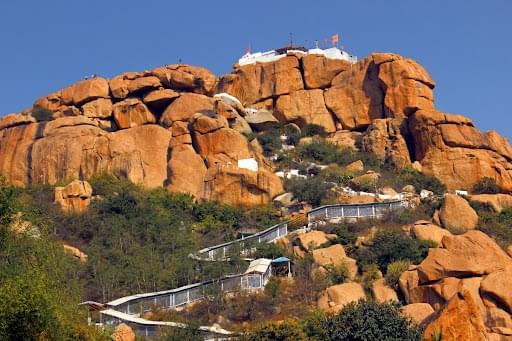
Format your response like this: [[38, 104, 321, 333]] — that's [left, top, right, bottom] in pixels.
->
[[2, 50, 512, 205]]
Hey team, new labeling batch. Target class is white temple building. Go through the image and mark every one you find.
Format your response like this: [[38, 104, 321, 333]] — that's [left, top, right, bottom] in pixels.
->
[[238, 46, 357, 66]]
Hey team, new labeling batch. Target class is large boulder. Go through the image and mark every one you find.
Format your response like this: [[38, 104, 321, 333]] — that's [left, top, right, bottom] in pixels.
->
[[30, 125, 171, 188], [294, 230, 333, 252], [275, 89, 336, 133], [409, 109, 512, 192], [160, 93, 215, 127], [0, 123, 41, 187], [416, 231, 512, 284], [480, 269, 512, 315], [439, 194, 478, 232], [0, 113, 36, 131], [324, 56, 383, 130], [54, 180, 93, 213], [371, 278, 399, 303], [362, 117, 411, 169], [201, 166, 283, 206], [112, 98, 156, 129], [470, 194, 512, 213], [167, 144, 207, 199], [63, 244, 88, 262], [82, 98, 113, 119], [60, 77, 109, 106], [423, 290, 488, 341], [400, 303, 435, 325], [245, 109, 279, 131], [411, 220, 452, 245], [109, 74, 161, 99], [301, 54, 351, 89], [312, 244, 358, 280], [151, 64, 217, 95], [217, 55, 303, 105], [317, 282, 366, 314]]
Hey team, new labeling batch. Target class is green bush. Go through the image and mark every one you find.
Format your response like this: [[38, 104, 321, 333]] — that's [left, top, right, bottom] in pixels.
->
[[296, 140, 353, 165], [257, 128, 282, 154], [243, 320, 308, 341], [360, 229, 432, 272], [322, 300, 423, 341], [398, 167, 446, 195], [320, 164, 354, 186], [284, 124, 301, 145], [385, 259, 411, 288], [302, 123, 327, 137], [284, 177, 334, 206], [477, 208, 512, 248], [324, 262, 350, 286], [472, 177, 500, 194], [31, 106, 54, 121]]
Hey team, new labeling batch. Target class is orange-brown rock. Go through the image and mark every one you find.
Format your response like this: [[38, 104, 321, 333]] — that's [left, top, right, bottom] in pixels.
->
[[294, 230, 333, 251], [218, 55, 303, 105], [30, 125, 171, 188], [201, 165, 283, 206], [142, 88, 179, 107], [409, 110, 512, 192], [60, 77, 109, 106], [345, 160, 364, 173], [0, 123, 41, 187], [301, 54, 351, 89], [54, 180, 93, 213], [362, 117, 411, 169], [42, 116, 99, 137], [63, 244, 88, 262], [480, 269, 512, 314], [375, 53, 435, 116], [326, 130, 362, 150], [192, 113, 228, 134], [416, 231, 512, 284], [317, 282, 366, 314], [151, 64, 217, 95], [111, 323, 135, 341], [275, 89, 336, 133], [112, 98, 156, 129], [423, 290, 488, 341], [312, 244, 358, 280], [412, 220, 452, 245], [245, 109, 279, 131], [81, 98, 113, 118], [470, 194, 512, 213], [192, 122, 252, 166], [0, 113, 36, 131], [160, 93, 215, 127], [34, 91, 63, 112], [400, 303, 435, 325], [325, 56, 383, 130], [167, 144, 207, 198], [109, 74, 161, 99], [371, 278, 399, 303], [439, 194, 478, 232]]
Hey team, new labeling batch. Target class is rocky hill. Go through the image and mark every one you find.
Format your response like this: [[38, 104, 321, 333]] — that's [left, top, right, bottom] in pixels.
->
[[1, 51, 512, 205]]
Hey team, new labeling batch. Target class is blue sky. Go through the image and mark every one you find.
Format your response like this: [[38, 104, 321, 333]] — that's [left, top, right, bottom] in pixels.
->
[[1, 1, 511, 138]]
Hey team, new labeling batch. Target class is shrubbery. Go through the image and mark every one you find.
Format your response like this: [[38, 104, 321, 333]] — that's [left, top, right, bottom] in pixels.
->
[[322, 300, 423, 341], [397, 167, 446, 195], [31, 105, 54, 121], [284, 177, 334, 206], [301, 123, 327, 137], [296, 140, 352, 165], [357, 229, 432, 272], [472, 177, 500, 194], [385, 259, 411, 288], [477, 207, 512, 248]]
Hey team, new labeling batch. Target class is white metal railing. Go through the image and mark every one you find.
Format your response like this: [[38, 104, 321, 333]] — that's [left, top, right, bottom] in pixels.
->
[[307, 200, 405, 223]]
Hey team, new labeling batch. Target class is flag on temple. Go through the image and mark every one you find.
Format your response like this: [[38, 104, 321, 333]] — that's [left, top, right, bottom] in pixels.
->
[[331, 34, 339, 45]]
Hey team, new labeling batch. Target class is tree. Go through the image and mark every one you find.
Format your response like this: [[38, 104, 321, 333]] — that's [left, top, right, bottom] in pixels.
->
[[323, 300, 423, 341], [285, 177, 334, 206], [472, 177, 500, 194], [302, 124, 327, 137], [398, 167, 446, 195]]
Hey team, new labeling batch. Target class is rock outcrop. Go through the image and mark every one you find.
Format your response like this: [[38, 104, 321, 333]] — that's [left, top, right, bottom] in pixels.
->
[[317, 282, 366, 314], [400, 231, 512, 340], [54, 180, 93, 213], [3, 49, 512, 205], [439, 194, 478, 232]]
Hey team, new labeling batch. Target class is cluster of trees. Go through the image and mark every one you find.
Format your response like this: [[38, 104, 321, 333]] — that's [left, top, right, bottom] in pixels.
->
[[0, 178, 106, 340]]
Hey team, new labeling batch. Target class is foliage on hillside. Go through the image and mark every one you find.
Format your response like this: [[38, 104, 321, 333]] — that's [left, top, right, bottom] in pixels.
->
[[0, 177, 106, 340]]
